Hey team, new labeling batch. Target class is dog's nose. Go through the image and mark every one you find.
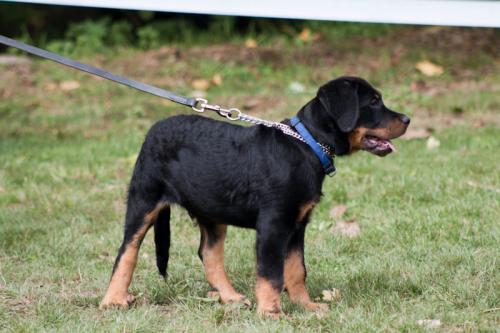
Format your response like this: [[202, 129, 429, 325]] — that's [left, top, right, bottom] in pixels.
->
[[400, 115, 411, 125]]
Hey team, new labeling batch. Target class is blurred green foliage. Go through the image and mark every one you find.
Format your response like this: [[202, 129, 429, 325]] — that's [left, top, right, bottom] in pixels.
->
[[0, 2, 392, 56]]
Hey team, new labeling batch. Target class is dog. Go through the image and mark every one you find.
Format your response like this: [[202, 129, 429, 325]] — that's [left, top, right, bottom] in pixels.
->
[[100, 76, 410, 317]]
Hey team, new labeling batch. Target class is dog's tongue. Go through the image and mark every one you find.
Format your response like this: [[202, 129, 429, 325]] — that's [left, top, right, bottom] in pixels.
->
[[365, 136, 397, 153], [383, 139, 397, 152]]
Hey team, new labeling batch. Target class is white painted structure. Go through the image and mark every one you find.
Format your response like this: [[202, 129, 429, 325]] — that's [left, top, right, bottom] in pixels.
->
[[3, 0, 500, 28]]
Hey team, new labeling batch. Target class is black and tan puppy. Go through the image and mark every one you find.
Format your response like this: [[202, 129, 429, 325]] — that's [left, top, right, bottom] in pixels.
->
[[100, 76, 410, 317]]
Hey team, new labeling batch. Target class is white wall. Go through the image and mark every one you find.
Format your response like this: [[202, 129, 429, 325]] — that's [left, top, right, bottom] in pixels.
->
[[4, 0, 500, 28]]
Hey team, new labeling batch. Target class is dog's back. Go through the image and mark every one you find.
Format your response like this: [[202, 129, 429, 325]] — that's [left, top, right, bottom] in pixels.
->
[[133, 115, 318, 221]]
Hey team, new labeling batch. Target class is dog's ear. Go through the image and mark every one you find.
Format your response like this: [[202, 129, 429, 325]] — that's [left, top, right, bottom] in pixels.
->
[[317, 80, 359, 132]]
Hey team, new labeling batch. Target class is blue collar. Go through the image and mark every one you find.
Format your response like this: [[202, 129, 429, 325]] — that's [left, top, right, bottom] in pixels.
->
[[290, 116, 336, 176]]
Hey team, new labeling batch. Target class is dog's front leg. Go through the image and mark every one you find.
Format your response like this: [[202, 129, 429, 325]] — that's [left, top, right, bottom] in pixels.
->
[[198, 223, 250, 305], [255, 214, 293, 318], [284, 224, 328, 313]]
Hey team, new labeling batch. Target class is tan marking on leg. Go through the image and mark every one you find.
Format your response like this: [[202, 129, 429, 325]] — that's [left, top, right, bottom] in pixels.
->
[[144, 202, 169, 224], [297, 201, 317, 222], [200, 224, 250, 306], [100, 242, 140, 309], [284, 250, 328, 313], [256, 277, 281, 318], [100, 203, 168, 309]]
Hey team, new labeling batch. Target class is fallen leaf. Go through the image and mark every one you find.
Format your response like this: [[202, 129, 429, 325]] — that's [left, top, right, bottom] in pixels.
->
[[416, 60, 444, 77], [0, 186, 4, 193], [416, 319, 441, 329], [211, 74, 222, 86], [243, 99, 261, 110], [59, 80, 80, 91], [298, 28, 312, 42], [402, 128, 431, 140], [191, 79, 210, 91], [297, 28, 321, 42], [331, 220, 361, 238], [289, 81, 305, 93], [329, 205, 347, 218], [426, 136, 440, 149], [244, 38, 257, 48], [321, 288, 341, 302]]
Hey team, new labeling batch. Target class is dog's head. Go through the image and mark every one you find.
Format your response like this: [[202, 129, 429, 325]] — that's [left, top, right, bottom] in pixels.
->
[[317, 76, 410, 156]]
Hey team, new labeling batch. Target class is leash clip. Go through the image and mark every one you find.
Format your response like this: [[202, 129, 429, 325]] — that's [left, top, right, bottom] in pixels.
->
[[192, 98, 241, 121], [192, 98, 207, 112]]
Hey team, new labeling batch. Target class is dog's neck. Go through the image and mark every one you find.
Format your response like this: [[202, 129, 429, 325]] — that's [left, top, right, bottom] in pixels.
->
[[295, 98, 351, 156]]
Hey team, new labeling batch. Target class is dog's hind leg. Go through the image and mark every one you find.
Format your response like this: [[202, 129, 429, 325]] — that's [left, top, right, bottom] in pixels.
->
[[100, 195, 168, 309], [198, 223, 250, 306]]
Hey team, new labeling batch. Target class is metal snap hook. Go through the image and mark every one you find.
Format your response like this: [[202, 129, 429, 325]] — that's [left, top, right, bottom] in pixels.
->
[[192, 98, 207, 112]]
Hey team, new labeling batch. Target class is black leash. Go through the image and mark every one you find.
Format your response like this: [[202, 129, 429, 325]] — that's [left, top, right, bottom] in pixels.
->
[[0, 35, 196, 108]]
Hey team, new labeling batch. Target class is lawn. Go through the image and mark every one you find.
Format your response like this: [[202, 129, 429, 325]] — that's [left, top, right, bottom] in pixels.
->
[[0, 25, 499, 332]]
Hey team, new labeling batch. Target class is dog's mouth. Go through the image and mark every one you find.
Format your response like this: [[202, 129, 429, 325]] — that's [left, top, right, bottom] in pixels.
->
[[362, 135, 397, 156]]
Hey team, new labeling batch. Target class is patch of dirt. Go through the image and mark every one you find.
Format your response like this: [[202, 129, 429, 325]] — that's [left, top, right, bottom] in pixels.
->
[[189, 43, 285, 66], [410, 79, 500, 98], [409, 109, 500, 133], [0, 63, 36, 94], [401, 27, 499, 57], [330, 204, 348, 219], [331, 220, 361, 238]]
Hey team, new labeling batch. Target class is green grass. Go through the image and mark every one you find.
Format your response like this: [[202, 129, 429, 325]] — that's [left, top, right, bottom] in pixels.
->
[[1, 25, 499, 332]]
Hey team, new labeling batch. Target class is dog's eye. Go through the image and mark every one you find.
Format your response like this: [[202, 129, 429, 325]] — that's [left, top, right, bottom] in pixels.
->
[[370, 96, 380, 105]]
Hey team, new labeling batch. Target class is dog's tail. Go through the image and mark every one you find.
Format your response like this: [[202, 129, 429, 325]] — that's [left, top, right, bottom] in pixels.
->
[[154, 206, 171, 278]]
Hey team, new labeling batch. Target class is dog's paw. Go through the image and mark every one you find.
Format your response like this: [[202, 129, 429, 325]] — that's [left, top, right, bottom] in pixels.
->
[[304, 301, 329, 313], [207, 290, 252, 307], [257, 307, 282, 320], [99, 293, 135, 310], [207, 290, 220, 299], [223, 293, 252, 307]]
